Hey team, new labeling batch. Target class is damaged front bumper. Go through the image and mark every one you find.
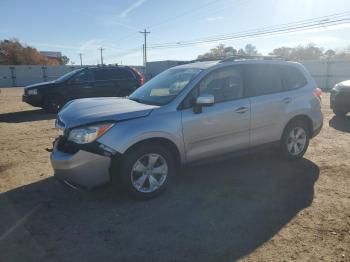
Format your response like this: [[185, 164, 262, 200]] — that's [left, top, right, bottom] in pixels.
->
[[50, 137, 115, 189]]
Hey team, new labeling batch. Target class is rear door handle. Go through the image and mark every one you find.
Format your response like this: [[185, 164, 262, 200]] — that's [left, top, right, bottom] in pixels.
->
[[235, 107, 249, 114], [282, 97, 292, 104]]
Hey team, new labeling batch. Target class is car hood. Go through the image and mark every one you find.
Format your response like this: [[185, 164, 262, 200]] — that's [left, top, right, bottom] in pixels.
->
[[58, 97, 158, 129], [339, 80, 350, 88], [25, 81, 56, 89]]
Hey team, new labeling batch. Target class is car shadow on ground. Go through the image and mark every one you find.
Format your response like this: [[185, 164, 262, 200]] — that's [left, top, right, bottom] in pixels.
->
[[329, 115, 350, 133], [0, 152, 319, 262], [0, 109, 55, 123]]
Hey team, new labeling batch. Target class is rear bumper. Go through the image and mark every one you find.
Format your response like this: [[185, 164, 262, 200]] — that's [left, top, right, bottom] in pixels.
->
[[51, 148, 111, 189]]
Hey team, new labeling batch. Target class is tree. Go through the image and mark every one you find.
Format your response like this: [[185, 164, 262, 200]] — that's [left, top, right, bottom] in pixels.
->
[[334, 46, 350, 59], [269, 43, 323, 60], [269, 47, 293, 57], [244, 44, 258, 56], [0, 39, 69, 65], [197, 44, 260, 59], [324, 49, 336, 59], [198, 44, 237, 59], [59, 55, 70, 65]]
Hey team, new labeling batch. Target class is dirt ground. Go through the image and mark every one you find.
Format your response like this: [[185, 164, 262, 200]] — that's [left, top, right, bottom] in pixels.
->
[[0, 88, 349, 262]]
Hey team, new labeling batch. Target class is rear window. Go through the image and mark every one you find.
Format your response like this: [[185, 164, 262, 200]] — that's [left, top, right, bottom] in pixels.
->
[[281, 66, 308, 90], [93, 68, 134, 81], [245, 64, 284, 96]]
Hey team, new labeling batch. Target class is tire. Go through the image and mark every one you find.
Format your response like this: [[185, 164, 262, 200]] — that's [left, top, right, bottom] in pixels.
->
[[333, 110, 346, 117], [117, 143, 176, 199], [43, 95, 64, 113], [280, 120, 310, 160]]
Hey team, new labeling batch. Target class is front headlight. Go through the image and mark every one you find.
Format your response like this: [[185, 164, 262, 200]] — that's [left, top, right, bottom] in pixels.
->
[[333, 84, 341, 92], [27, 89, 37, 95], [67, 123, 114, 144]]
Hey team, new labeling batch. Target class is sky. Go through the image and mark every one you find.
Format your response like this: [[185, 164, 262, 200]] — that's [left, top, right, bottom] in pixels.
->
[[1, 0, 350, 65]]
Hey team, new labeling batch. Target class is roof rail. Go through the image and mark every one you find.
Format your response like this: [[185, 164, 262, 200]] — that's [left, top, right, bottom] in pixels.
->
[[189, 57, 224, 63], [219, 55, 286, 63]]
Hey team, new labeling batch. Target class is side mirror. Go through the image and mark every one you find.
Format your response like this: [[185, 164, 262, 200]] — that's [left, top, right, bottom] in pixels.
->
[[193, 94, 214, 113]]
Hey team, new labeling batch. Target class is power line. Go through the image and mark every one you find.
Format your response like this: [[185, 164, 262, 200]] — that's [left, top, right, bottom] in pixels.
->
[[112, 12, 350, 60], [148, 13, 350, 49]]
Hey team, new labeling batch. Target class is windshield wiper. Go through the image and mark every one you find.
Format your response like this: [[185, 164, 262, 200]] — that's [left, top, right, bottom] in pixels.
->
[[129, 97, 144, 103], [129, 97, 159, 106]]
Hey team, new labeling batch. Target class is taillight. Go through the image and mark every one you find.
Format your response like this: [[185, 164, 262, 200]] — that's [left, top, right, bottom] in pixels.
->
[[132, 68, 144, 86], [139, 75, 145, 86], [313, 87, 322, 102]]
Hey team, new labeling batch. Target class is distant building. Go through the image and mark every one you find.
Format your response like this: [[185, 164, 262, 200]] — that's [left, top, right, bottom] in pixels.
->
[[40, 51, 62, 61]]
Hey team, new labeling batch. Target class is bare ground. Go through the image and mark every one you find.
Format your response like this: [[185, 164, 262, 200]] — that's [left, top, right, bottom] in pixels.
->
[[0, 88, 349, 262]]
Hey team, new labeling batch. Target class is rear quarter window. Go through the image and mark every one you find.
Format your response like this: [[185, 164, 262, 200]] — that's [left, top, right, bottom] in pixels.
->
[[93, 68, 134, 81], [281, 65, 308, 90]]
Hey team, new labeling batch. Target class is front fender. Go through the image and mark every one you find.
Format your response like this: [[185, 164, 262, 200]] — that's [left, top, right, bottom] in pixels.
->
[[97, 111, 186, 163]]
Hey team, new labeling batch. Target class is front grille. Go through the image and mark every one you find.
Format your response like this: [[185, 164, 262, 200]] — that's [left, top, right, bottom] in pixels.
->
[[56, 136, 79, 154]]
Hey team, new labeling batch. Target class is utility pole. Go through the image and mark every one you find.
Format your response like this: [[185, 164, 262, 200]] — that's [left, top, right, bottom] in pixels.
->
[[142, 44, 145, 70], [98, 47, 105, 65], [79, 53, 83, 67], [139, 29, 150, 74]]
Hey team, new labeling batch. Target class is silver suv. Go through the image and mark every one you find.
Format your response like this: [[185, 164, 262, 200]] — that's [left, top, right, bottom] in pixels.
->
[[51, 57, 323, 199]]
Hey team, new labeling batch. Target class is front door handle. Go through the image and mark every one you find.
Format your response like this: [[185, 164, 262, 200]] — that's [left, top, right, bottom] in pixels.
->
[[282, 97, 292, 104], [235, 107, 248, 114]]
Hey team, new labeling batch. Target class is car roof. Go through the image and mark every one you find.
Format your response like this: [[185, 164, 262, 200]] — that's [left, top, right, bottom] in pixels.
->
[[172, 58, 299, 71], [86, 65, 131, 70], [172, 61, 220, 70], [339, 80, 350, 87]]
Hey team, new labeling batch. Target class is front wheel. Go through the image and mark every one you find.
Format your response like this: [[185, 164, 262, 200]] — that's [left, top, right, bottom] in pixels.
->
[[118, 144, 175, 199], [43, 95, 63, 113], [281, 121, 310, 160]]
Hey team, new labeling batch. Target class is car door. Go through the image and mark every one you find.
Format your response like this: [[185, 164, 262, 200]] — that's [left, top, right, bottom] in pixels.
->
[[66, 69, 94, 100], [246, 64, 294, 147], [181, 65, 251, 162], [92, 68, 119, 97]]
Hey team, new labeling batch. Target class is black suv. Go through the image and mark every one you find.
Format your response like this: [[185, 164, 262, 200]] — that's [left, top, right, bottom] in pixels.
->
[[23, 66, 144, 112]]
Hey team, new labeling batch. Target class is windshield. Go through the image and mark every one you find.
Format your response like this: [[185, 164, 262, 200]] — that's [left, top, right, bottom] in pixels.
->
[[129, 68, 202, 105], [55, 68, 84, 83]]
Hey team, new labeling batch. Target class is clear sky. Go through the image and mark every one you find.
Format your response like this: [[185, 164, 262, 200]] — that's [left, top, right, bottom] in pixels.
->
[[1, 0, 350, 65]]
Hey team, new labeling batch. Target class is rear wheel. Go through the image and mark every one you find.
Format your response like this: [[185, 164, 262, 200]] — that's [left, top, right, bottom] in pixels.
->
[[281, 120, 310, 160], [117, 143, 175, 199]]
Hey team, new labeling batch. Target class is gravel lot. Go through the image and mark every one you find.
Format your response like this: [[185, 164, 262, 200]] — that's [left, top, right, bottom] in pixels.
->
[[0, 88, 349, 262]]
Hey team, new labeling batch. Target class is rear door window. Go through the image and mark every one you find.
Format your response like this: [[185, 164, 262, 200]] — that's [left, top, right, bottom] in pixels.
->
[[281, 66, 308, 90], [245, 64, 283, 97]]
